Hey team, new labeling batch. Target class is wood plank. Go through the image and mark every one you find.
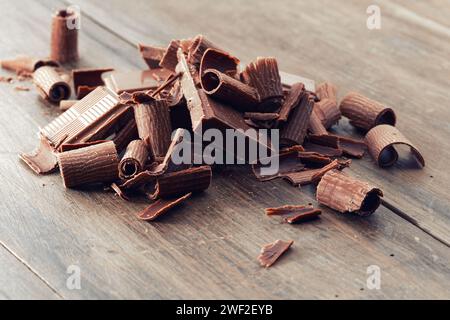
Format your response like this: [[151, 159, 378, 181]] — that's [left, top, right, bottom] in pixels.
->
[[68, 0, 450, 245], [0, 244, 60, 299], [0, 0, 449, 299]]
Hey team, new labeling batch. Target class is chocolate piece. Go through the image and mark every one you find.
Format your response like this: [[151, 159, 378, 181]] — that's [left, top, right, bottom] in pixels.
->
[[340, 92, 396, 131], [282, 159, 347, 186], [280, 91, 314, 146], [58, 141, 119, 188], [298, 152, 332, 168], [314, 98, 341, 129], [317, 170, 383, 216], [33, 66, 71, 103], [138, 44, 166, 69], [279, 71, 315, 92], [159, 40, 181, 72], [252, 151, 305, 182], [138, 193, 192, 221], [110, 182, 130, 201], [303, 141, 342, 157], [60, 140, 108, 152], [201, 69, 259, 112], [72, 68, 113, 98], [19, 136, 58, 175], [241, 57, 283, 112], [199, 48, 240, 78], [244, 112, 279, 121], [133, 97, 172, 158], [277, 83, 304, 124], [266, 205, 321, 224], [119, 140, 149, 179], [258, 239, 293, 268], [162, 128, 193, 173], [188, 35, 220, 66], [308, 109, 328, 135], [112, 120, 139, 154], [119, 164, 166, 191], [154, 166, 212, 199], [50, 9, 79, 63], [337, 135, 367, 158], [1, 55, 58, 74], [59, 100, 78, 111], [103, 70, 169, 94], [365, 125, 425, 168], [316, 82, 337, 101]]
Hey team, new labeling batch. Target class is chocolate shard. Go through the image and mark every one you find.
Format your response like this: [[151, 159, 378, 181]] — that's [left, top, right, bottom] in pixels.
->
[[119, 140, 149, 179], [258, 239, 293, 268], [19, 136, 58, 175], [340, 92, 396, 131], [138, 193, 192, 221], [265, 204, 321, 224], [112, 119, 139, 154], [314, 98, 341, 129], [252, 151, 305, 182], [317, 170, 383, 216], [110, 182, 130, 201], [59, 100, 78, 111], [280, 91, 315, 146], [241, 57, 284, 112], [336, 135, 367, 158], [119, 164, 166, 191], [279, 71, 315, 92], [199, 48, 240, 78], [159, 40, 181, 72], [154, 166, 212, 199], [162, 128, 193, 173], [365, 124, 425, 168], [103, 70, 170, 94], [1, 55, 59, 74], [201, 69, 259, 112], [33, 66, 71, 103], [277, 83, 304, 124], [308, 109, 328, 135], [50, 9, 79, 63], [72, 68, 114, 98], [138, 44, 166, 69], [303, 141, 342, 157], [282, 159, 349, 186], [188, 35, 221, 66], [57, 141, 119, 188], [298, 151, 332, 168], [133, 96, 172, 158]]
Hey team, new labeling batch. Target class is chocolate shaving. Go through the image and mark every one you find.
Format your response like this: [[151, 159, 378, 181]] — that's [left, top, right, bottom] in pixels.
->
[[308, 109, 328, 135], [110, 182, 130, 201], [72, 68, 113, 98], [244, 112, 279, 121], [60, 140, 108, 152], [162, 128, 193, 173], [201, 69, 259, 112], [340, 92, 396, 131], [241, 57, 283, 112], [258, 239, 293, 268], [252, 151, 305, 182], [303, 141, 342, 157], [188, 35, 221, 66], [266, 204, 321, 224], [314, 98, 341, 129], [280, 91, 314, 146], [50, 9, 79, 63], [119, 140, 149, 179], [365, 124, 425, 168], [337, 135, 367, 158], [33, 66, 71, 103], [282, 159, 348, 186], [1, 55, 58, 74], [138, 44, 166, 69], [138, 193, 192, 221], [277, 83, 304, 124], [316, 82, 337, 101], [112, 119, 139, 154], [20, 136, 58, 175], [317, 170, 383, 216], [199, 48, 240, 78], [58, 141, 119, 188], [159, 40, 181, 72]]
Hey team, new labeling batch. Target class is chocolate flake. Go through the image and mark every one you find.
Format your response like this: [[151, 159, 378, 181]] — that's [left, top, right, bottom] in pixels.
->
[[20, 136, 58, 175], [258, 239, 293, 268], [1, 55, 59, 74], [138, 193, 192, 221], [199, 48, 240, 78], [119, 140, 149, 179], [277, 83, 304, 124], [266, 205, 321, 224], [138, 44, 166, 69]]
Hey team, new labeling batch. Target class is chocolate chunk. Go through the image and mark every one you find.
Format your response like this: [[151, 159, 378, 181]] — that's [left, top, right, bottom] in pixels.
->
[[200, 48, 240, 78], [19, 136, 58, 175], [266, 204, 321, 224], [133, 97, 172, 158], [154, 166, 212, 199], [33, 66, 71, 103], [119, 140, 149, 179], [365, 124, 425, 168], [201, 69, 259, 112], [1, 55, 58, 74], [258, 239, 293, 268], [188, 35, 221, 66], [138, 44, 166, 69], [277, 83, 304, 124], [159, 40, 182, 72], [280, 91, 314, 146], [58, 141, 119, 188], [340, 92, 396, 131], [317, 170, 383, 216], [50, 9, 79, 63], [138, 193, 192, 221], [103, 70, 170, 94], [241, 57, 283, 112], [72, 68, 113, 98]]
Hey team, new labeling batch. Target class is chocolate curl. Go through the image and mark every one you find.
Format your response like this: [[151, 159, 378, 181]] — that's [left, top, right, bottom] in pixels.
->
[[1, 55, 58, 74], [188, 35, 220, 66], [340, 92, 396, 131], [277, 83, 304, 125], [112, 120, 139, 154], [201, 69, 259, 112], [59, 100, 78, 111], [33, 66, 71, 103], [314, 98, 341, 129], [280, 91, 315, 146], [154, 166, 212, 199], [309, 109, 328, 135], [50, 9, 79, 63], [119, 140, 149, 179], [133, 96, 172, 158], [317, 170, 383, 216], [266, 205, 321, 224], [365, 125, 425, 168], [159, 40, 181, 72], [138, 193, 192, 221], [20, 136, 58, 175], [138, 44, 166, 69], [258, 240, 293, 268], [200, 48, 240, 78], [72, 68, 113, 98], [241, 57, 283, 112], [316, 82, 337, 100], [58, 141, 119, 188]]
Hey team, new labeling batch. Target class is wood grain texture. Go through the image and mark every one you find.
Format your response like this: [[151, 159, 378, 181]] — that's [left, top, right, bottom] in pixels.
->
[[0, 0, 449, 299], [68, 0, 450, 245]]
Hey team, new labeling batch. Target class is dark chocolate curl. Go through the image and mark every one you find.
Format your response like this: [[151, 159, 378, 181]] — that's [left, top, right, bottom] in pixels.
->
[[201, 69, 259, 112], [58, 141, 119, 188], [188, 35, 220, 66], [119, 140, 149, 179], [314, 98, 341, 129], [50, 9, 79, 63], [200, 48, 240, 78], [1, 55, 58, 74], [33, 66, 71, 103], [280, 92, 314, 146]]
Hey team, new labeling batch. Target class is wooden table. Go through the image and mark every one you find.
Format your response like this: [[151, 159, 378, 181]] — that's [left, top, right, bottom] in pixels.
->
[[0, 0, 449, 299]]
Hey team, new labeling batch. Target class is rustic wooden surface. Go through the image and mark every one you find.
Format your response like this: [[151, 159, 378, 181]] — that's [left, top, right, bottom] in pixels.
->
[[0, 0, 449, 299]]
